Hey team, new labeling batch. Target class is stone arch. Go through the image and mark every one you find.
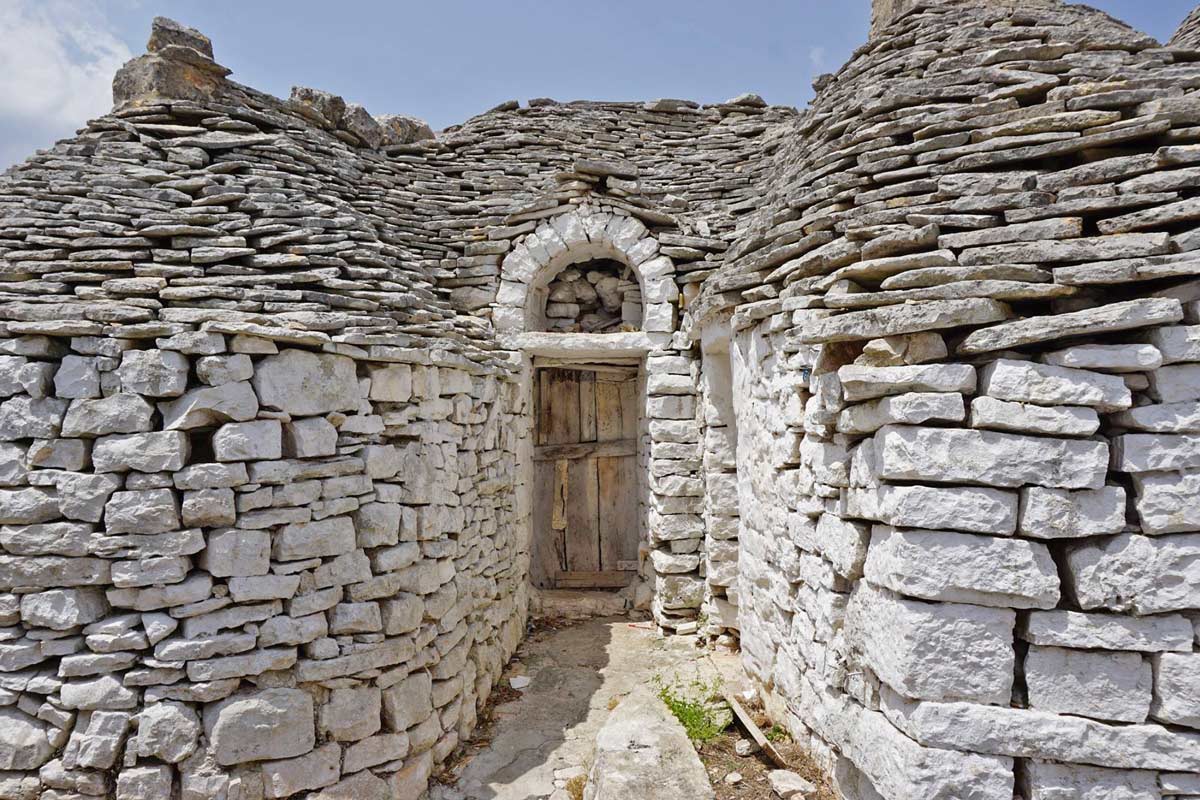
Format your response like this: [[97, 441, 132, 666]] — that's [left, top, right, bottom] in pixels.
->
[[493, 207, 677, 336]]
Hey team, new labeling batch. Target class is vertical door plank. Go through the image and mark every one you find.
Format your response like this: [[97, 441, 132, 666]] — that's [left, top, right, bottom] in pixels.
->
[[532, 460, 565, 588], [564, 457, 601, 573], [543, 369, 581, 445], [579, 371, 597, 443], [595, 378, 623, 443], [619, 374, 639, 440], [598, 454, 639, 571]]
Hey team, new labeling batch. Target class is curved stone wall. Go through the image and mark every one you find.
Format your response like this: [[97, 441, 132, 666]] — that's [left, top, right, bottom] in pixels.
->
[[699, 1, 1200, 797]]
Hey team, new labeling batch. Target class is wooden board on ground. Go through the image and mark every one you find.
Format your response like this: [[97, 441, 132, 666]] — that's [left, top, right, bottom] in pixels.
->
[[723, 691, 790, 769]]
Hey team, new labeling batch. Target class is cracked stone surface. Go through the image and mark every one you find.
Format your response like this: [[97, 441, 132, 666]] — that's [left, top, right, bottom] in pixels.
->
[[430, 617, 737, 800]]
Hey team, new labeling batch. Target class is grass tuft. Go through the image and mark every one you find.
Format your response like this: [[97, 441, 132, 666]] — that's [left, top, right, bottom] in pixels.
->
[[653, 673, 728, 744]]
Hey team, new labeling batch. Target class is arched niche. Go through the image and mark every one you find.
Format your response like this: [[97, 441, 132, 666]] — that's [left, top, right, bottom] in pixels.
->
[[493, 208, 677, 339]]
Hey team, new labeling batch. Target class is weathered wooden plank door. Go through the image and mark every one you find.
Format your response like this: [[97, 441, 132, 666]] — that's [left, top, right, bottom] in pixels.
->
[[532, 366, 639, 589]]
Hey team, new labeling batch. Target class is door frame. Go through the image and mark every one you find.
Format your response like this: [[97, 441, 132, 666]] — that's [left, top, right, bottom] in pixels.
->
[[524, 352, 647, 591]]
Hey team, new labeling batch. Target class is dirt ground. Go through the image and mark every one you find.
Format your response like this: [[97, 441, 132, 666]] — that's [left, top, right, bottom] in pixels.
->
[[700, 729, 840, 800]]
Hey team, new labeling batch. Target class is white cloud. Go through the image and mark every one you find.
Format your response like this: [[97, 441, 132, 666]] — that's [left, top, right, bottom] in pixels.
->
[[808, 46, 828, 71], [0, 0, 132, 165]]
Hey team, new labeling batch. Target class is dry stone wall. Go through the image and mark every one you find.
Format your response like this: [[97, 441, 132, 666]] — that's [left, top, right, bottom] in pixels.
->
[[0, 20, 529, 800], [702, 1, 1200, 798], [4, 1, 1200, 798]]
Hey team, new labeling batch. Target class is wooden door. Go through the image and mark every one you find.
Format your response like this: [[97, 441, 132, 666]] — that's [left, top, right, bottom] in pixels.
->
[[532, 366, 639, 589]]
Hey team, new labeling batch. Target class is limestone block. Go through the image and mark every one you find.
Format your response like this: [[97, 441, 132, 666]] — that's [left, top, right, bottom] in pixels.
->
[[329, 602, 382, 634], [1043, 343, 1163, 373], [0, 554, 111, 590], [161, 381, 259, 430], [875, 483, 1017, 535], [204, 689, 315, 766], [54, 355, 100, 398], [1148, 324, 1200, 364], [60, 675, 137, 710], [106, 572, 212, 611], [1133, 470, 1200, 534], [368, 364, 412, 402], [979, 359, 1131, 412], [1019, 761, 1157, 800], [829, 699, 1014, 800], [202, 528, 269, 576], [380, 594, 423, 635], [1152, 652, 1200, 729], [0, 487, 59, 524], [880, 689, 1200, 772], [837, 392, 964, 434], [174, 462, 248, 490], [282, 417, 338, 458], [104, 489, 179, 534], [865, 527, 1059, 609], [320, 686, 382, 742], [253, 349, 360, 415], [116, 765, 174, 800], [136, 702, 201, 763], [846, 582, 1015, 704], [388, 750, 433, 800], [118, 350, 189, 397], [1018, 486, 1127, 539], [0, 708, 51, 770], [1149, 364, 1200, 403], [0, 356, 55, 398], [1066, 533, 1200, 614], [196, 353, 253, 386], [1113, 433, 1200, 473], [228, 575, 300, 602], [312, 770, 391, 800], [56, 472, 122, 523], [261, 741, 340, 798], [383, 671, 433, 731], [837, 363, 976, 402], [1020, 610, 1194, 653], [346, 734, 411, 773], [874, 425, 1108, 489], [61, 394, 154, 437], [25, 437, 88, 472], [182, 487, 236, 527], [19, 587, 107, 629], [214, 419, 282, 462], [813, 514, 870, 580], [273, 517, 356, 560], [969, 396, 1099, 437], [0, 396, 68, 440], [1025, 645, 1152, 723], [655, 573, 704, 609], [92, 431, 190, 473]]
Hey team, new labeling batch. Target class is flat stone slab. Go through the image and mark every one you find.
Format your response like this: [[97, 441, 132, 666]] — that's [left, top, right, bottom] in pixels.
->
[[957, 298, 1183, 354], [585, 685, 714, 800]]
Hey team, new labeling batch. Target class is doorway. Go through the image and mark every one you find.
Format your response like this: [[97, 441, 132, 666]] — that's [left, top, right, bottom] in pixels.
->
[[531, 364, 640, 590]]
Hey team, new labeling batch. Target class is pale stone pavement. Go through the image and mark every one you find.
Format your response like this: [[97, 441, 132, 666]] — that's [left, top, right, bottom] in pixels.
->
[[430, 616, 740, 800]]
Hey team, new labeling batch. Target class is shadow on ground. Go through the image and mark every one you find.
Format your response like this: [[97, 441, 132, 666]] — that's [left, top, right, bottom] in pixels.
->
[[431, 616, 728, 800]]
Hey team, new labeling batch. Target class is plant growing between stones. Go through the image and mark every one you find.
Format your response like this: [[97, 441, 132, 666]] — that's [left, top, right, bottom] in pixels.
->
[[653, 673, 729, 744]]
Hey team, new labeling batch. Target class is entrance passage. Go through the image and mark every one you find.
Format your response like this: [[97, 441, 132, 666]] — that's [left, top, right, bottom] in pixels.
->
[[532, 365, 640, 590]]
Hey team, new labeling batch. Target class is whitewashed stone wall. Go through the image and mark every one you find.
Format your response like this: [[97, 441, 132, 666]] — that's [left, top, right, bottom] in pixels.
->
[[0, 331, 527, 799]]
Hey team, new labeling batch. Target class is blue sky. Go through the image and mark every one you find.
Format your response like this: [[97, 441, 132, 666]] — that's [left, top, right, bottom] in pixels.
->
[[0, 0, 1195, 169]]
